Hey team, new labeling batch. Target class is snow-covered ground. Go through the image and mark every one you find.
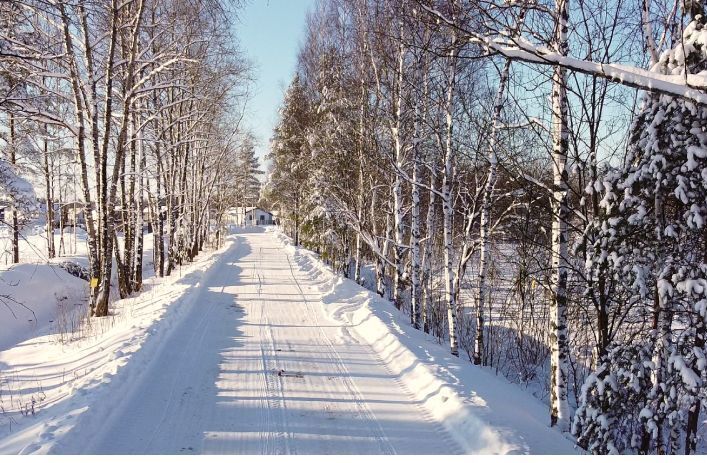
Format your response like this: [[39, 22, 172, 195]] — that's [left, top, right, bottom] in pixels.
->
[[0, 224, 88, 266], [0, 224, 212, 452], [0, 226, 89, 352], [0, 263, 87, 351], [277, 229, 576, 454], [0, 225, 151, 351], [0, 227, 577, 454]]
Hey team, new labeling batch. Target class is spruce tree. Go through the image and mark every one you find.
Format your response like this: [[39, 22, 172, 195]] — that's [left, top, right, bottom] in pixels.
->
[[575, 5, 707, 453]]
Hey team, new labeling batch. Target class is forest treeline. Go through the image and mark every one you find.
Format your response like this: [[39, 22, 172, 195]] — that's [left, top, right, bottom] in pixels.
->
[[0, 0, 261, 314], [263, 0, 707, 454]]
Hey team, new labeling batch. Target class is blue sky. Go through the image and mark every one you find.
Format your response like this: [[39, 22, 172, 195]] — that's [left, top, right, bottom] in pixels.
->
[[235, 0, 316, 167]]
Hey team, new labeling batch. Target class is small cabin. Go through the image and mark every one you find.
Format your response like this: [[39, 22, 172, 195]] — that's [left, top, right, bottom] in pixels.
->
[[0, 198, 11, 223], [57, 202, 87, 228], [243, 207, 274, 226]]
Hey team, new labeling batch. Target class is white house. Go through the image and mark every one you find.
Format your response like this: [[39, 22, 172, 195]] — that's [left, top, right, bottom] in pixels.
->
[[228, 207, 276, 226]]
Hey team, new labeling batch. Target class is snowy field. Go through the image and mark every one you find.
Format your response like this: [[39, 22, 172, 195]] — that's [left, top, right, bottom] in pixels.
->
[[0, 224, 157, 351], [0, 224, 91, 349], [0, 227, 576, 454]]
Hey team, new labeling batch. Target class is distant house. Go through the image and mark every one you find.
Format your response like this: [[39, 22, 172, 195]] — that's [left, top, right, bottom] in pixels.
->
[[229, 207, 275, 226], [58, 202, 88, 228], [0, 199, 12, 224]]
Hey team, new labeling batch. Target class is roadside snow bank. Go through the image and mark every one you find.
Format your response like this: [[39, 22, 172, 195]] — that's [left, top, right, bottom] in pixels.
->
[[0, 264, 87, 351], [274, 228, 577, 455]]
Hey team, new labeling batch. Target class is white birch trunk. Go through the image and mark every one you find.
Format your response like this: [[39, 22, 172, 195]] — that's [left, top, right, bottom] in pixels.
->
[[410, 102, 421, 328], [442, 32, 459, 356], [549, 0, 571, 432], [59, 2, 101, 311], [391, 23, 406, 310], [378, 206, 392, 298], [422, 168, 437, 334], [354, 188, 364, 284], [354, 161, 364, 284], [354, 50, 367, 285], [642, 0, 660, 66], [8, 112, 19, 264], [411, 27, 430, 330], [43, 124, 55, 259]]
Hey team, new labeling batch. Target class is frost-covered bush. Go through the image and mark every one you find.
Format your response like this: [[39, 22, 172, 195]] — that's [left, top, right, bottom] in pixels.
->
[[55, 261, 90, 281], [577, 13, 707, 454], [573, 343, 653, 454], [0, 158, 36, 223]]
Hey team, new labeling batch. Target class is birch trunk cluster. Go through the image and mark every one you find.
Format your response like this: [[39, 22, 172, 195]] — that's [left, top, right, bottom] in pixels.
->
[[1, 0, 251, 313]]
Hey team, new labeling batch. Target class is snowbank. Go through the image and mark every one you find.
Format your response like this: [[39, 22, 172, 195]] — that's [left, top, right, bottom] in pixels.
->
[[274, 228, 577, 455], [0, 238, 230, 454], [0, 263, 87, 351]]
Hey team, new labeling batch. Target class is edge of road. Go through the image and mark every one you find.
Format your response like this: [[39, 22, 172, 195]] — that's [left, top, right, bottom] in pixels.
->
[[272, 226, 578, 455], [9, 236, 238, 455]]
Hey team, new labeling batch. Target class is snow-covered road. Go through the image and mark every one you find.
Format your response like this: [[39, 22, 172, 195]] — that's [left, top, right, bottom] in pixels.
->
[[58, 228, 463, 454]]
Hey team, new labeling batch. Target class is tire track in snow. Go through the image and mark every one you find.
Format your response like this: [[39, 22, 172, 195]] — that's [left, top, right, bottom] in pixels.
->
[[381, 357, 464, 455], [139, 272, 216, 453], [285, 255, 395, 455], [327, 295, 463, 454], [256, 249, 292, 455]]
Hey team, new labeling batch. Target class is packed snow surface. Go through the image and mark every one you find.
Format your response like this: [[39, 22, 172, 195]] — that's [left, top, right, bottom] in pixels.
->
[[0, 228, 576, 454]]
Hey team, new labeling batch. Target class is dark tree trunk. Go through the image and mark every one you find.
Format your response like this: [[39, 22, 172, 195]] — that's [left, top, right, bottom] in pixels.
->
[[9, 112, 19, 264]]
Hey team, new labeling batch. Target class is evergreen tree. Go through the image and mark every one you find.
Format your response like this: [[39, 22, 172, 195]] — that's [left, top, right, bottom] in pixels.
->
[[575, 6, 707, 453], [235, 133, 263, 210], [263, 75, 314, 246]]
